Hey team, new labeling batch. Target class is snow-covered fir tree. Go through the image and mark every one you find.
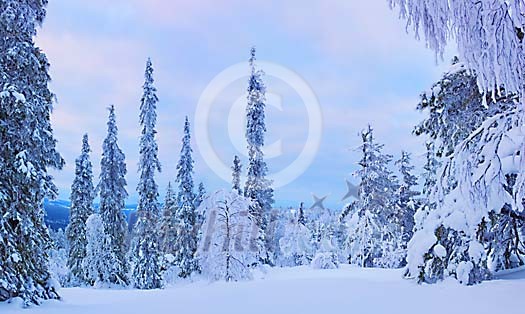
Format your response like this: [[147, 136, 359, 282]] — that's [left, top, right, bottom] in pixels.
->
[[174, 117, 199, 278], [66, 134, 95, 285], [195, 182, 207, 209], [421, 142, 439, 199], [414, 58, 515, 159], [389, 3, 525, 282], [394, 151, 419, 248], [406, 59, 523, 284], [159, 182, 177, 257], [345, 125, 403, 268], [244, 47, 274, 264], [279, 205, 313, 266], [130, 58, 163, 289], [412, 142, 440, 233], [83, 214, 107, 286], [388, 2, 525, 282], [98, 105, 129, 286], [194, 182, 207, 241], [308, 203, 336, 255], [0, 0, 64, 305], [297, 202, 306, 226], [197, 190, 256, 281], [231, 155, 243, 195]]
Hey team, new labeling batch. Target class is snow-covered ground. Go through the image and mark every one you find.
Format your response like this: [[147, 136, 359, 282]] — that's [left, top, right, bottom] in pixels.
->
[[2, 265, 524, 314]]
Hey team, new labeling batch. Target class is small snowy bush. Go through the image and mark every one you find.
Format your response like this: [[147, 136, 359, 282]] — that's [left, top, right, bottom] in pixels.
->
[[83, 214, 107, 286], [48, 229, 69, 287], [311, 252, 339, 270], [311, 238, 339, 269]]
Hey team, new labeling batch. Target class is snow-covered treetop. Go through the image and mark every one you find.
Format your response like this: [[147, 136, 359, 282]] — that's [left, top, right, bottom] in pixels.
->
[[389, 0, 525, 101], [176, 116, 195, 206], [81, 133, 90, 156], [99, 105, 128, 205], [355, 125, 396, 213], [0, 0, 48, 38], [246, 46, 267, 148], [71, 133, 94, 201], [231, 155, 242, 195], [395, 151, 418, 193], [139, 57, 160, 143], [137, 58, 161, 214]]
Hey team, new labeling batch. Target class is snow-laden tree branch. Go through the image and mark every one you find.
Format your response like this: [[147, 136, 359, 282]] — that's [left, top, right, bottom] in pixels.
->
[[389, 0, 525, 102]]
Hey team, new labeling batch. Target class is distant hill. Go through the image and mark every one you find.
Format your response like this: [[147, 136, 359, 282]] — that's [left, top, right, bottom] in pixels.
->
[[43, 199, 137, 231], [43, 199, 321, 231], [43, 199, 70, 231]]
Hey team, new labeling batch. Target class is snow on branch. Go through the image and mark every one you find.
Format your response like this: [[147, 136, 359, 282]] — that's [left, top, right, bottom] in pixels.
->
[[389, 0, 525, 101]]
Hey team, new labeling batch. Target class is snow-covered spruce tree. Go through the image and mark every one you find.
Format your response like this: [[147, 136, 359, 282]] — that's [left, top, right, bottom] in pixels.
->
[[159, 182, 177, 257], [407, 107, 525, 284], [197, 190, 255, 281], [83, 214, 107, 286], [279, 205, 313, 266], [194, 182, 207, 233], [308, 204, 335, 255], [195, 182, 207, 209], [388, 1, 525, 281], [130, 58, 163, 289], [404, 58, 523, 284], [244, 47, 274, 264], [411, 142, 440, 234], [297, 202, 306, 226], [394, 151, 419, 247], [174, 117, 199, 278], [66, 134, 95, 285], [345, 125, 403, 268], [421, 142, 440, 201], [0, 0, 65, 305], [231, 155, 243, 195], [414, 58, 515, 159], [98, 105, 129, 286]]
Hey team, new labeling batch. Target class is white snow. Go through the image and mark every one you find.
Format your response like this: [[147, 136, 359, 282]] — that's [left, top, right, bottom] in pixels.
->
[[468, 241, 485, 264], [433, 244, 447, 259], [2, 265, 524, 314], [405, 230, 437, 276], [456, 261, 474, 284]]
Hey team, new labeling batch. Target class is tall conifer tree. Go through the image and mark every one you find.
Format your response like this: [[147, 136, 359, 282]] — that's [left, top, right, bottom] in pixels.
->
[[244, 47, 274, 263], [98, 105, 129, 286], [66, 134, 95, 285], [0, 0, 64, 305], [159, 182, 177, 255], [174, 117, 198, 277], [130, 58, 162, 289], [231, 155, 243, 195]]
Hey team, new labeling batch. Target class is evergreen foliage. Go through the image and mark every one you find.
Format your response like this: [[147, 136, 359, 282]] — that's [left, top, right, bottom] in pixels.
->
[[244, 47, 274, 264], [0, 0, 64, 305], [130, 58, 163, 289], [98, 105, 129, 286], [174, 117, 198, 278], [66, 134, 95, 285]]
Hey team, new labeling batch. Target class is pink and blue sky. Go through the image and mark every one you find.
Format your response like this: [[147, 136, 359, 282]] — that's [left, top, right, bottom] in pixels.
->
[[37, 0, 454, 208]]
